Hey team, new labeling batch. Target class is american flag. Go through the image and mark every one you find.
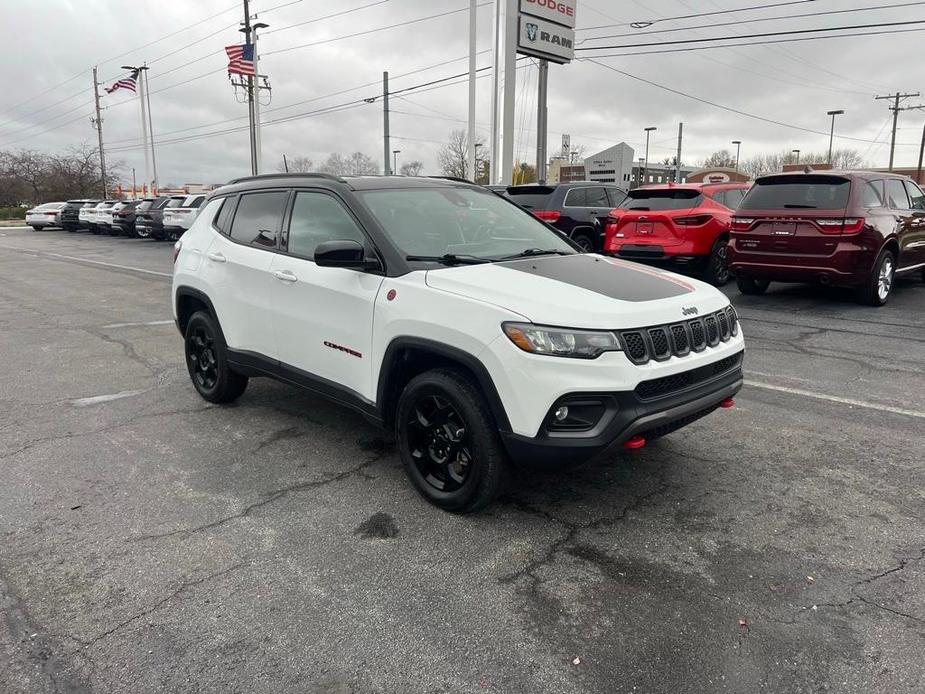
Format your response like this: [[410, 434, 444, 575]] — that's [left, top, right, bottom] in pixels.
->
[[105, 69, 139, 94], [225, 44, 256, 76]]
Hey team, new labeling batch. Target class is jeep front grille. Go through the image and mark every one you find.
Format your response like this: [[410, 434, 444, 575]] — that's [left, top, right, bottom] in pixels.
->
[[634, 351, 743, 400], [618, 306, 738, 365]]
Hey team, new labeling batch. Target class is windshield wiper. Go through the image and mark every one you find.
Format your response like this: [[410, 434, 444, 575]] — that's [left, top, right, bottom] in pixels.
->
[[405, 253, 490, 265], [783, 204, 817, 208], [497, 248, 573, 260]]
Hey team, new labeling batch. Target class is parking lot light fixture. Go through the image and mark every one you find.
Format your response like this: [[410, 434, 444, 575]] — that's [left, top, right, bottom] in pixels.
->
[[827, 110, 845, 165], [732, 140, 742, 172], [643, 126, 657, 184], [792, 149, 801, 165]]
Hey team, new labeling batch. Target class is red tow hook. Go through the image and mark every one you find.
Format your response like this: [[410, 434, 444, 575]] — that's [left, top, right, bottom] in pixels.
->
[[720, 397, 736, 409], [623, 435, 646, 450]]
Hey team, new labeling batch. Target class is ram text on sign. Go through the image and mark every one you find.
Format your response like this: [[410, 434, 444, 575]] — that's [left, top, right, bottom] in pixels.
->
[[519, 0, 577, 29], [518, 15, 575, 64]]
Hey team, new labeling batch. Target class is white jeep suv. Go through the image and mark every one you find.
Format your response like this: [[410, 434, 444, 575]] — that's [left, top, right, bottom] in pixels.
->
[[172, 174, 745, 512]]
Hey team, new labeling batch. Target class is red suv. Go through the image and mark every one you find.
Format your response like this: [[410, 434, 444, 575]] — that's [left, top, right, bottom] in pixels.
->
[[602, 182, 750, 285], [727, 171, 925, 305]]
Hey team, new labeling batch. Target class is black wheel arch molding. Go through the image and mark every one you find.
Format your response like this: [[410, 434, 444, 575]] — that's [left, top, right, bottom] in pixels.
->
[[175, 286, 221, 337]]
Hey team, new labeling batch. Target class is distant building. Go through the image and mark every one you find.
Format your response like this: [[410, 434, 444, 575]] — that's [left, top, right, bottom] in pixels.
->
[[631, 163, 696, 187], [686, 167, 751, 184], [584, 143, 635, 186], [547, 158, 586, 183]]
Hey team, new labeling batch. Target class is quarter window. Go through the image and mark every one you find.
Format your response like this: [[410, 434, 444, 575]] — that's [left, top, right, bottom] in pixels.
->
[[214, 197, 236, 234], [885, 179, 910, 209], [229, 191, 288, 248], [564, 188, 587, 207], [286, 192, 367, 259], [861, 181, 884, 208], [903, 180, 925, 210], [585, 187, 610, 207]]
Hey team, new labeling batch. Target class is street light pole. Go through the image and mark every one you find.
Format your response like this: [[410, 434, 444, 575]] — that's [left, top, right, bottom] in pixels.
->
[[731, 140, 742, 172], [643, 126, 656, 185], [392, 149, 401, 175], [826, 109, 844, 165], [792, 149, 801, 165]]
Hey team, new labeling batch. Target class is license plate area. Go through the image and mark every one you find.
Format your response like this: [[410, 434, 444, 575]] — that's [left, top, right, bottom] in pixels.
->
[[635, 221, 654, 235], [771, 222, 796, 236]]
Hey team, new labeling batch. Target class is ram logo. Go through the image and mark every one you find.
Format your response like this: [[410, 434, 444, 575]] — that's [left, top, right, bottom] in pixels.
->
[[681, 306, 698, 316], [526, 23, 538, 41]]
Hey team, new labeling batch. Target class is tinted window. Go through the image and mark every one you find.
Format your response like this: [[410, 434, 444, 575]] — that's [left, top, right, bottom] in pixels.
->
[[504, 186, 553, 210], [621, 189, 703, 211], [885, 179, 909, 209], [606, 188, 626, 206], [585, 187, 610, 207], [136, 200, 154, 212], [563, 188, 587, 207], [739, 176, 850, 210], [722, 188, 746, 209], [229, 191, 288, 248], [165, 198, 184, 208], [358, 187, 574, 259], [287, 192, 366, 259], [861, 181, 884, 208], [182, 195, 205, 208], [214, 197, 236, 234], [903, 180, 925, 210]]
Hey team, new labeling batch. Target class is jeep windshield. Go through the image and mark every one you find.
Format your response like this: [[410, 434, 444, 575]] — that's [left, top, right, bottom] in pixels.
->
[[357, 187, 575, 261]]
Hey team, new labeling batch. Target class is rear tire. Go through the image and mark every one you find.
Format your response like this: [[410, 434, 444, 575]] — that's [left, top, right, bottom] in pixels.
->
[[703, 238, 731, 286], [396, 368, 508, 513], [571, 232, 595, 253], [30, 225, 40, 231], [736, 276, 770, 295], [184, 311, 248, 403], [855, 248, 895, 306]]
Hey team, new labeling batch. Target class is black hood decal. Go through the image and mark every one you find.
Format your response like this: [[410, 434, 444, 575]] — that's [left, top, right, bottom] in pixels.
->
[[498, 254, 694, 302]]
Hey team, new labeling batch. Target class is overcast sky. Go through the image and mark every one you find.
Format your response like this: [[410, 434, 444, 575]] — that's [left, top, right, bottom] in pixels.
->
[[3, 0, 925, 185]]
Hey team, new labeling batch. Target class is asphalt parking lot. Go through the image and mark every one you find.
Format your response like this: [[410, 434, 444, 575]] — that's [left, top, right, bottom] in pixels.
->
[[0, 226, 923, 694]]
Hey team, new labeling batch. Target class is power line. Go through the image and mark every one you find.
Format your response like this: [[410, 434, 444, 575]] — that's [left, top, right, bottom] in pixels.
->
[[585, 58, 918, 147], [577, 18, 925, 51], [263, 0, 390, 34], [577, 0, 816, 32]]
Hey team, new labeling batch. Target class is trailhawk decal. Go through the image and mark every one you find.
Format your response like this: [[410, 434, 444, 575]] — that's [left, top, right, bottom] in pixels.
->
[[324, 341, 363, 358], [499, 254, 694, 302]]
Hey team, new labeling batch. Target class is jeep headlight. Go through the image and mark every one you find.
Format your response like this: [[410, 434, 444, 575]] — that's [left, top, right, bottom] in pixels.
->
[[502, 322, 621, 359]]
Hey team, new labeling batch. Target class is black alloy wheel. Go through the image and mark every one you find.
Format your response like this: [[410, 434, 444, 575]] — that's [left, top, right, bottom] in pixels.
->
[[183, 311, 248, 403], [188, 325, 218, 391], [406, 394, 473, 494]]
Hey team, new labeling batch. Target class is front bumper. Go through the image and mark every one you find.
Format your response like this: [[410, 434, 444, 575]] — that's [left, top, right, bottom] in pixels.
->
[[500, 354, 743, 465]]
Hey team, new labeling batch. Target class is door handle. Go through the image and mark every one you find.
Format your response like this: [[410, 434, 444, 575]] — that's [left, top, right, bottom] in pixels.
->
[[273, 269, 298, 283], [206, 251, 226, 263]]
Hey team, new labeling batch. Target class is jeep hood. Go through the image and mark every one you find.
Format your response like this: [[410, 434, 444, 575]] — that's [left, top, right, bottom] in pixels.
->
[[424, 254, 728, 328]]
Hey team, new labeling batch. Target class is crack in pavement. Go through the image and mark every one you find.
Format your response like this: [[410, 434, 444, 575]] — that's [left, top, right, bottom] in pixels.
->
[[129, 452, 387, 543]]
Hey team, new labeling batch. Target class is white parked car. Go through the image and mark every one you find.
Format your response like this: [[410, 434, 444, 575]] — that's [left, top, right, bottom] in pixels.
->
[[172, 174, 745, 512], [25, 202, 65, 230], [163, 193, 207, 241]]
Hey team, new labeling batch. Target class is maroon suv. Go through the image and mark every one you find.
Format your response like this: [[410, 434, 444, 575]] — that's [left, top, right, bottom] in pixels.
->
[[727, 171, 925, 305]]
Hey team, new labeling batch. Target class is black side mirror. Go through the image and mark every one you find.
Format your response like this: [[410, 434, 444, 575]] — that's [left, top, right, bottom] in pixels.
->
[[314, 240, 380, 270]]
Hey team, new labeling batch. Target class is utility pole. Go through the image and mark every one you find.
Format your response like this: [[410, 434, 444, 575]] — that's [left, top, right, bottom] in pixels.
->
[[252, 22, 268, 173], [382, 71, 391, 175], [675, 123, 683, 182], [917, 120, 925, 184], [144, 67, 157, 195], [536, 59, 548, 183], [876, 92, 920, 171], [131, 167, 137, 199], [242, 0, 257, 175], [91, 67, 108, 199], [467, 0, 477, 184]]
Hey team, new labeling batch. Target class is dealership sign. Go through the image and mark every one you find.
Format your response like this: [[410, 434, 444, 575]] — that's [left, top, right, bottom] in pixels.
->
[[520, 0, 576, 29], [518, 15, 575, 64]]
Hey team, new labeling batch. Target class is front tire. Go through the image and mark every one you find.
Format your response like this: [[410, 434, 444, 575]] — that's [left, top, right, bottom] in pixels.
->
[[856, 248, 895, 306], [736, 276, 770, 295], [571, 231, 595, 253], [703, 238, 730, 286], [184, 311, 248, 403], [396, 369, 508, 513], [30, 225, 40, 231]]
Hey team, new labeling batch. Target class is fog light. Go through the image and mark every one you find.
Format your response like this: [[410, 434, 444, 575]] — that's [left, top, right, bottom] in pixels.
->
[[554, 406, 569, 421]]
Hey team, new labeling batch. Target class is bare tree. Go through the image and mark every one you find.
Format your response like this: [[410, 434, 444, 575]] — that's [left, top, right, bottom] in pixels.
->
[[319, 153, 349, 176], [346, 151, 379, 175], [399, 160, 424, 176], [278, 155, 314, 173], [438, 130, 471, 179], [701, 150, 737, 168], [0, 144, 107, 204]]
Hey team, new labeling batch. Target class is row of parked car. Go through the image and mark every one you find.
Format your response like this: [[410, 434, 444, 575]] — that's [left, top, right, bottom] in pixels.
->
[[502, 169, 925, 306], [26, 194, 206, 240]]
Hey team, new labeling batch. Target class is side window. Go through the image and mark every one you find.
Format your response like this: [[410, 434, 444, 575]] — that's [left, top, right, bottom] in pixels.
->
[[229, 191, 288, 248], [723, 189, 746, 209], [861, 181, 884, 208], [213, 196, 237, 234], [711, 190, 727, 207], [606, 188, 625, 206], [903, 180, 925, 210], [585, 187, 610, 207], [564, 188, 586, 207], [885, 179, 910, 209], [286, 191, 367, 259]]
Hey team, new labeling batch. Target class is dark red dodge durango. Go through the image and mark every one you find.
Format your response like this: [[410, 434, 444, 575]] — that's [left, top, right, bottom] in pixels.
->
[[727, 171, 925, 305]]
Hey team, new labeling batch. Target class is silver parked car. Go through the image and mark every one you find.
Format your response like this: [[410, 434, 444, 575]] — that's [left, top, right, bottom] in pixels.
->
[[25, 202, 65, 230]]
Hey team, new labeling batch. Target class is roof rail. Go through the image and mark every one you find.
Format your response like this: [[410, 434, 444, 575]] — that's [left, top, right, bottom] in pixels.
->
[[426, 175, 476, 185], [225, 172, 345, 185]]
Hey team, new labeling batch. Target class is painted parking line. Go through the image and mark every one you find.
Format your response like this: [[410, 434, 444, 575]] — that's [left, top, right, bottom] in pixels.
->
[[71, 389, 149, 407], [746, 379, 925, 420], [0, 245, 171, 277], [103, 320, 175, 329]]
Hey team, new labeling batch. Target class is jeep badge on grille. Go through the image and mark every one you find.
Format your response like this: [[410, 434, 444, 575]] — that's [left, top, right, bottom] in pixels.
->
[[682, 306, 698, 316]]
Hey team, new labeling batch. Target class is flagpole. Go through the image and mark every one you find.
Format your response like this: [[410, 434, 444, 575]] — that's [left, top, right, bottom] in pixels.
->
[[136, 70, 151, 196], [144, 65, 158, 195]]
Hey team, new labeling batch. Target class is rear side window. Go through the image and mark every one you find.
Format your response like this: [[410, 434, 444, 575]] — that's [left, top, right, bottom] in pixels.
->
[[213, 197, 237, 233], [903, 180, 925, 210], [861, 181, 884, 208], [165, 198, 184, 208], [885, 179, 909, 209], [182, 195, 205, 208], [136, 200, 153, 212], [229, 191, 288, 248], [606, 188, 626, 206], [622, 189, 703, 211], [585, 187, 610, 207], [721, 188, 746, 209], [286, 192, 367, 259], [739, 176, 850, 210], [504, 186, 553, 210], [563, 188, 587, 207]]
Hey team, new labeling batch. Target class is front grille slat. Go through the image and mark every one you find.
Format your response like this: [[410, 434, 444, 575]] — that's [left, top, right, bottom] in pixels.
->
[[635, 352, 743, 400], [618, 307, 738, 365]]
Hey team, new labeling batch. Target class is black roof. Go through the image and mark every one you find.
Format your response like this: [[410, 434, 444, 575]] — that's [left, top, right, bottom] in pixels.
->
[[756, 169, 915, 183], [215, 173, 485, 196]]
